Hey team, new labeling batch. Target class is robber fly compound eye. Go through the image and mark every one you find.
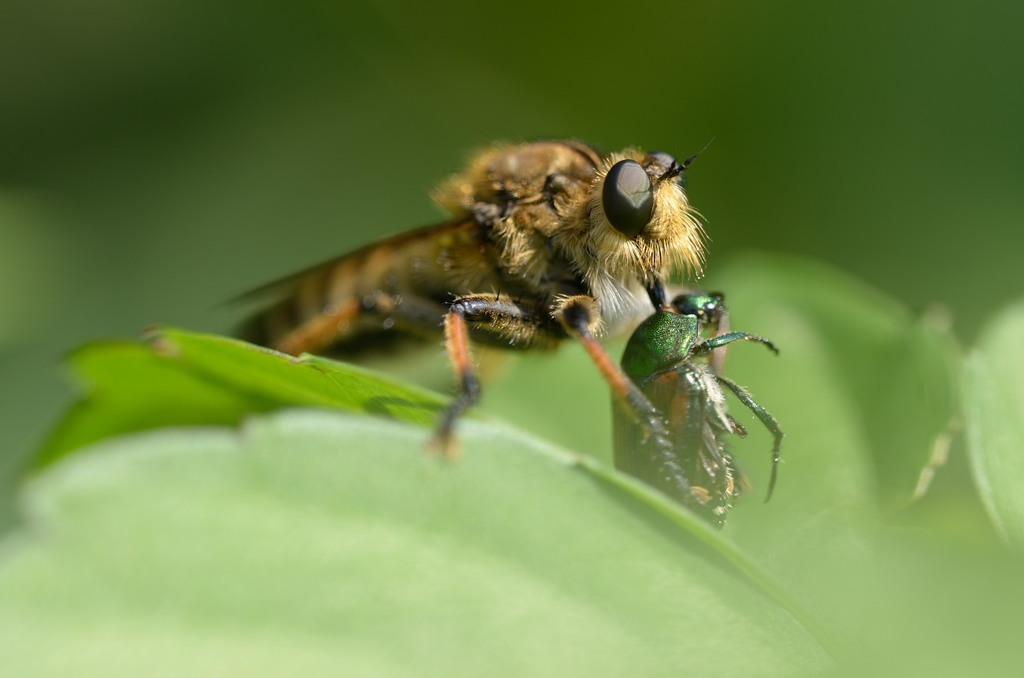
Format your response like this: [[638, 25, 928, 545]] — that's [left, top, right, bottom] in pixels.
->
[[602, 159, 655, 238]]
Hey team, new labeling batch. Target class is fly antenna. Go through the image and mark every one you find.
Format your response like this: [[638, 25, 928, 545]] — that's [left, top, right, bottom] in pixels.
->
[[681, 136, 716, 170]]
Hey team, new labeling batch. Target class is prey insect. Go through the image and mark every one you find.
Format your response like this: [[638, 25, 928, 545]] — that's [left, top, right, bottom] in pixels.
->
[[613, 293, 783, 528], [243, 140, 707, 454]]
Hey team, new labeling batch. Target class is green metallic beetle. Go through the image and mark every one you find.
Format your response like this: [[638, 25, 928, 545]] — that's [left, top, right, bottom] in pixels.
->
[[613, 293, 783, 528]]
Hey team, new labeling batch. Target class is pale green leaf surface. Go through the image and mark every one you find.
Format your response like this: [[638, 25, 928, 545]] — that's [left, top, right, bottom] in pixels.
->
[[966, 299, 1024, 550], [23, 253, 967, 666], [698, 283, 877, 637], [0, 411, 831, 677]]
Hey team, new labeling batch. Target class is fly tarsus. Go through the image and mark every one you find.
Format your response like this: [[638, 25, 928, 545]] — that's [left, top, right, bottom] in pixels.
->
[[429, 306, 478, 458]]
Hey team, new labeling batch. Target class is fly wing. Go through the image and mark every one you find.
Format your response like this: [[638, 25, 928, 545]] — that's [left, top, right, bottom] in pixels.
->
[[232, 219, 479, 305], [235, 218, 490, 351]]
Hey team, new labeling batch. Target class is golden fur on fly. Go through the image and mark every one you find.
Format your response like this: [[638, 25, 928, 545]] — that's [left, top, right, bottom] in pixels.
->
[[560, 149, 705, 289], [437, 143, 706, 330], [246, 140, 708, 355]]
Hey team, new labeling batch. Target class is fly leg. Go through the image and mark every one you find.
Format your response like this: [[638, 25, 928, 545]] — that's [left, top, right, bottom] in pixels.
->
[[429, 294, 548, 457], [273, 287, 462, 356], [716, 375, 783, 502], [274, 300, 363, 355], [555, 295, 691, 496]]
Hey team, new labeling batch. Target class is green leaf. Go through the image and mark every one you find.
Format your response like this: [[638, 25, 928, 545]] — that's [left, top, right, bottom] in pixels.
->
[[0, 411, 832, 676], [153, 328, 447, 420], [966, 299, 1024, 550], [37, 329, 448, 467], [26, 253, 970, 663], [35, 341, 276, 468]]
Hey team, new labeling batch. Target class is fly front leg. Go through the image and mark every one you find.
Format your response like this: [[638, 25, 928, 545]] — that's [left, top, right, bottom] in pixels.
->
[[429, 293, 548, 458], [554, 295, 690, 494]]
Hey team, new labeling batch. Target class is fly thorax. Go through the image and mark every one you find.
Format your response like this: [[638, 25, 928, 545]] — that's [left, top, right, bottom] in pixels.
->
[[490, 216, 554, 288]]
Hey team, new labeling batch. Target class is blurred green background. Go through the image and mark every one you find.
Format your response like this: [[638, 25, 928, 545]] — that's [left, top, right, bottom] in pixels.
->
[[2, 1, 1022, 486]]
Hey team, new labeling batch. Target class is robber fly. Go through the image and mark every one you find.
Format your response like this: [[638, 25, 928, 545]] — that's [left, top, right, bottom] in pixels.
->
[[243, 140, 706, 453], [613, 292, 783, 528]]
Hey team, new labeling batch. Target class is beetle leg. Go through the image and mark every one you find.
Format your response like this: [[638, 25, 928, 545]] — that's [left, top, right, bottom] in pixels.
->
[[694, 331, 779, 357], [716, 375, 783, 502], [725, 414, 749, 437]]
